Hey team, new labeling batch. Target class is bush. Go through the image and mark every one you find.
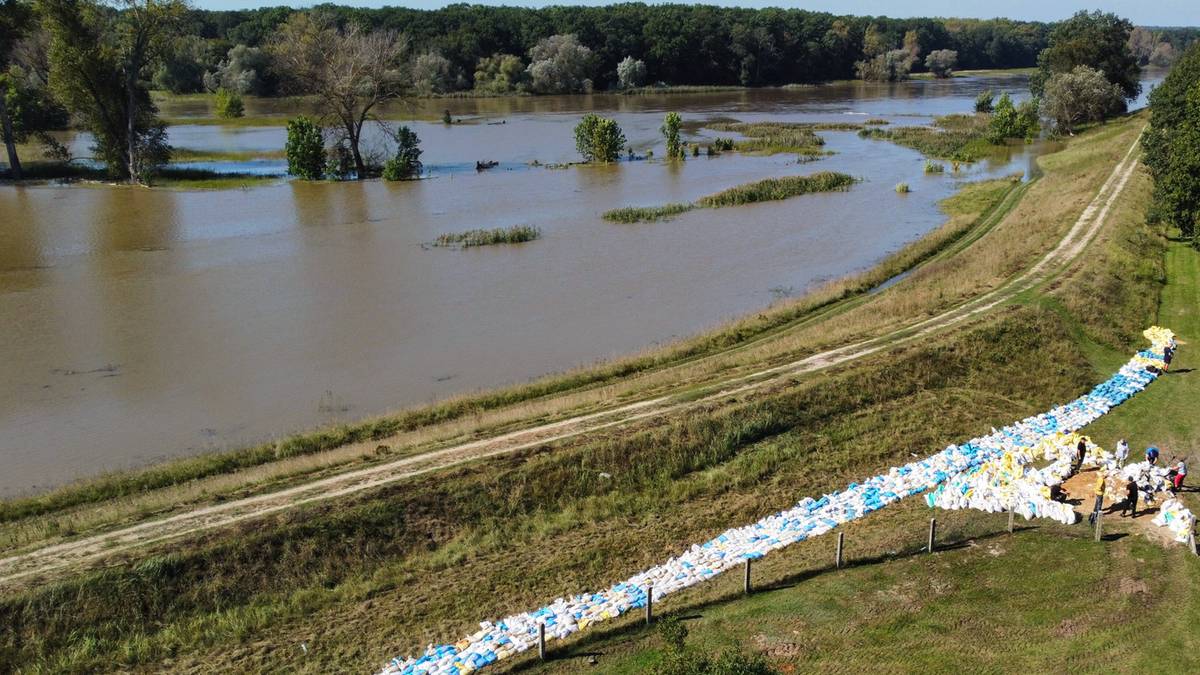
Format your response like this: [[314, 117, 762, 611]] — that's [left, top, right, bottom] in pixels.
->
[[285, 116, 324, 180], [924, 160, 945, 173], [432, 225, 541, 247], [473, 53, 526, 93], [382, 126, 423, 181], [974, 90, 995, 113], [574, 113, 626, 162], [895, 182, 910, 193], [663, 112, 684, 160], [213, 88, 244, 119]]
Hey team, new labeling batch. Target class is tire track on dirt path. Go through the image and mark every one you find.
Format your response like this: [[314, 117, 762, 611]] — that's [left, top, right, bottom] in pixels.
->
[[0, 127, 1146, 588]]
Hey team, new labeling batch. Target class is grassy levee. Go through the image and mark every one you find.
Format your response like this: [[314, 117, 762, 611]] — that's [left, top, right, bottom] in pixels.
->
[[0, 114, 1174, 672], [0, 312, 1099, 672], [0, 177, 1014, 534], [541, 149, 1200, 675]]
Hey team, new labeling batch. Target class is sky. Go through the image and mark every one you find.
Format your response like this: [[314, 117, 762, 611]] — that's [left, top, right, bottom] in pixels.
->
[[188, 0, 1200, 27]]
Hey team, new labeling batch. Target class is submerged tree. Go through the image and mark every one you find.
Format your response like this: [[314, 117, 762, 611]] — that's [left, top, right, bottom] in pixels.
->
[[271, 12, 409, 179], [574, 113, 624, 163], [39, 0, 185, 182], [382, 125, 421, 180], [662, 111, 683, 160], [285, 115, 323, 179]]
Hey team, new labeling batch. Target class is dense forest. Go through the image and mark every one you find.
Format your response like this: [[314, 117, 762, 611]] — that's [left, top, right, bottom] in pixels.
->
[[168, 5, 1197, 94]]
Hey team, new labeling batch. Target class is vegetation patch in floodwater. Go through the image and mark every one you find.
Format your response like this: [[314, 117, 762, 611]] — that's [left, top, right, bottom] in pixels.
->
[[606, 171, 856, 222], [704, 121, 833, 156], [858, 113, 996, 162], [603, 203, 695, 223], [431, 225, 542, 248], [697, 171, 856, 208]]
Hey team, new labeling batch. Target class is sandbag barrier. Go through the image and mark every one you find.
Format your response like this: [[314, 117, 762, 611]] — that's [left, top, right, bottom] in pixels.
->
[[379, 327, 1177, 675]]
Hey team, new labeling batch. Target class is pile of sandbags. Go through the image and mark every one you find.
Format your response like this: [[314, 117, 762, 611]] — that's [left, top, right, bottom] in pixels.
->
[[378, 328, 1176, 675], [1153, 499, 1196, 543]]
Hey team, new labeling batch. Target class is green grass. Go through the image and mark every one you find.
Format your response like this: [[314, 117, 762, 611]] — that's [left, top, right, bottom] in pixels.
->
[[859, 113, 998, 163], [0, 310, 1101, 672], [696, 172, 856, 208], [432, 225, 542, 247], [603, 203, 695, 223]]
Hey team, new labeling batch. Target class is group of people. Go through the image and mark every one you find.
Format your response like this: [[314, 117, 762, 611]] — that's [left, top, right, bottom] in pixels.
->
[[1081, 437, 1189, 525]]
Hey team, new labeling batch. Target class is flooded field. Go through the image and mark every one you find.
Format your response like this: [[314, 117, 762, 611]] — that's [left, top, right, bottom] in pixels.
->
[[0, 73, 1161, 495]]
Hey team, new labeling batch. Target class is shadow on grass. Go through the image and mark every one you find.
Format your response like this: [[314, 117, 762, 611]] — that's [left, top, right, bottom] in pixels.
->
[[510, 526, 1038, 670]]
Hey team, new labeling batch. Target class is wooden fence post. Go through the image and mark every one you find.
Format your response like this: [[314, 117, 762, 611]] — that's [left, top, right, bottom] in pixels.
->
[[835, 531, 845, 569], [1008, 508, 1015, 534], [743, 558, 752, 595], [1093, 509, 1103, 542], [927, 518, 936, 553], [645, 585, 653, 626], [538, 622, 546, 660]]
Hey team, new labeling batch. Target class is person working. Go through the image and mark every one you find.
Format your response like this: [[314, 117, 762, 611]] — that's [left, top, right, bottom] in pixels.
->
[[1115, 438, 1130, 465], [1147, 446, 1160, 466], [1163, 344, 1174, 372], [1175, 458, 1188, 492], [1088, 472, 1107, 526], [1120, 478, 1139, 517]]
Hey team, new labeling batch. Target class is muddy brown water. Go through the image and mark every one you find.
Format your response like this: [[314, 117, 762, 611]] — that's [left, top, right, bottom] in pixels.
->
[[0, 74, 1162, 496]]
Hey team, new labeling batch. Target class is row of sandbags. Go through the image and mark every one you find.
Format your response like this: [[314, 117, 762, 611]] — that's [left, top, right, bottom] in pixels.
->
[[1154, 499, 1196, 543], [379, 328, 1176, 675]]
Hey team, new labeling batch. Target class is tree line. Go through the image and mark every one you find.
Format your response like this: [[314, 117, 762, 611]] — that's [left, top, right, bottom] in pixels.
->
[[0, 1, 1191, 185], [1145, 41, 1200, 247]]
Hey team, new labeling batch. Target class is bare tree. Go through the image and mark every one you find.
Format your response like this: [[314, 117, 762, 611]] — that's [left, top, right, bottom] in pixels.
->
[[271, 12, 409, 179]]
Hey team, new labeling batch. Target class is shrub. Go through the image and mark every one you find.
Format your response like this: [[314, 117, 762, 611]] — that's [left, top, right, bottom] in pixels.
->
[[382, 126, 423, 181], [574, 113, 626, 162], [975, 90, 995, 113], [924, 161, 945, 173], [895, 182, 910, 193], [214, 88, 244, 119], [285, 116, 324, 180], [663, 112, 684, 160]]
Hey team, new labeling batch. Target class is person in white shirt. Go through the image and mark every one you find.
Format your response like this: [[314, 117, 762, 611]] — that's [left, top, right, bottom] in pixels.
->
[[1115, 438, 1130, 465]]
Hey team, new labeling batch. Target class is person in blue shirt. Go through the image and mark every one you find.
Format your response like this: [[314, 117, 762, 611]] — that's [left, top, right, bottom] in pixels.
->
[[1146, 446, 1160, 466]]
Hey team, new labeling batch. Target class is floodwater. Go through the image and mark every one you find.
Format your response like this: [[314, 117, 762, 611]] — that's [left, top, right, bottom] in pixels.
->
[[0, 73, 1162, 495]]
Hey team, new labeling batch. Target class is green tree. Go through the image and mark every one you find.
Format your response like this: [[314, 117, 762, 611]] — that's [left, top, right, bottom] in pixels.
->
[[974, 89, 995, 113], [925, 49, 957, 78], [1, 0, 33, 177], [284, 115, 323, 179], [271, 11, 409, 179], [213, 87, 242, 118], [573, 112, 625, 163], [526, 33, 595, 94], [39, 0, 185, 182], [662, 111, 683, 160], [1030, 10, 1140, 105], [987, 92, 1019, 143], [382, 125, 421, 180], [1145, 42, 1200, 242], [473, 52, 524, 93], [1041, 65, 1124, 135], [616, 55, 646, 89]]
